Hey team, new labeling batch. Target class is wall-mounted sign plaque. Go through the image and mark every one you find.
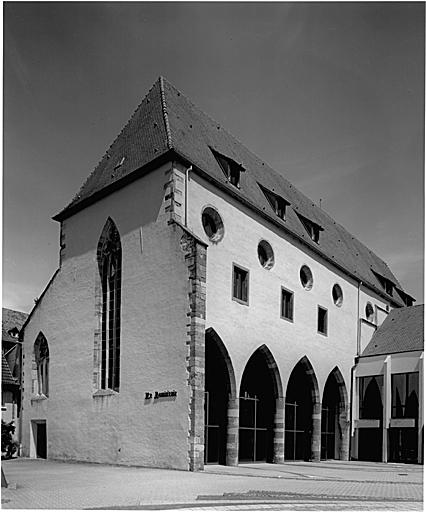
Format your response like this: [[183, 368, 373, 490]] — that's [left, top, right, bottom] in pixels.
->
[[145, 390, 177, 400]]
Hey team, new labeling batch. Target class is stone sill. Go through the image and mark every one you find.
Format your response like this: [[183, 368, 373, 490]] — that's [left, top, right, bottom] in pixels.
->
[[92, 389, 118, 398]]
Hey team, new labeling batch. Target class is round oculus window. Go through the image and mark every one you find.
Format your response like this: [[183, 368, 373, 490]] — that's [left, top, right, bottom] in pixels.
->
[[300, 265, 313, 290], [365, 302, 374, 322], [202, 207, 224, 242], [332, 284, 343, 307], [257, 240, 274, 269]]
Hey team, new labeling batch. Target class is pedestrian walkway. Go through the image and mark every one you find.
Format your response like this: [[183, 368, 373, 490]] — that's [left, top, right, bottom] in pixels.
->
[[1, 458, 423, 510]]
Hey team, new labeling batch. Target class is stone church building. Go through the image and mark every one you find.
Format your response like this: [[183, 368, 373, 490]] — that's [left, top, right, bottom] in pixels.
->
[[20, 77, 416, 470]]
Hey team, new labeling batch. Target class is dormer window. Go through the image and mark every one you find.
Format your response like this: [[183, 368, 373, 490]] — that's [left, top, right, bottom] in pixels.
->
[[396, 288, 414, 307], [372, 270, 394, 297], [296, 213, 323, 243], [211, 149, 244, 188], [259, 184, 290, 220]]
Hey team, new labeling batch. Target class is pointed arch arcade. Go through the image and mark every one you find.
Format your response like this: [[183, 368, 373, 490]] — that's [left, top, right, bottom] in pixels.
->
[[96, 217, 122, 392], [204, 328, 237, 465], [239, 345, 284, 463], [285, 356, 321, 461], [321, 367, 349, 460]]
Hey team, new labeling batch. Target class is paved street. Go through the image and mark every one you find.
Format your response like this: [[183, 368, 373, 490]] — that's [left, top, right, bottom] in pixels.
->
[[1, 458, 423, 510]]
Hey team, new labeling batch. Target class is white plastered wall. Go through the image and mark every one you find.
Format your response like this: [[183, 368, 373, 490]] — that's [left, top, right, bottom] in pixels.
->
[[21, 162, 194, 469], [186, 170, 392, 403]]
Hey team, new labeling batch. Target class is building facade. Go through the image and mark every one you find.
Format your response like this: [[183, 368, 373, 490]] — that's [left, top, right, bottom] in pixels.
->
[[352, 305, 423, 464], [20, 78, 415, 470]]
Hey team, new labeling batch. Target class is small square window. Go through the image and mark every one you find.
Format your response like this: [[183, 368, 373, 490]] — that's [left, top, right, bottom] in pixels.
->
[[281, 288, 294, 321], [232, 264, 249, 304], [318, 306, 328, 335]]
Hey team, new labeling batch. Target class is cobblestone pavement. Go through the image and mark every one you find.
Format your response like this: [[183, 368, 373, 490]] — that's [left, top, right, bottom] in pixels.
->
[[1, 458, 423, 510]]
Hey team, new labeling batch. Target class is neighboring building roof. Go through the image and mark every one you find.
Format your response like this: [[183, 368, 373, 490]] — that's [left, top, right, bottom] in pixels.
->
[[2, 308, 28, 344], [2, 353, 17, 385], [361, 305, 424, 357], [53, 77, 410, 306]]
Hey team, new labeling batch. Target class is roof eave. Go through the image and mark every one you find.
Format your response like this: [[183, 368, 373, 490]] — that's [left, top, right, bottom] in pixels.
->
[[49, 140, 407, 308], [171, 150, 406, 308], [360, 348, 424, 359], [52, 149, 175, 222]]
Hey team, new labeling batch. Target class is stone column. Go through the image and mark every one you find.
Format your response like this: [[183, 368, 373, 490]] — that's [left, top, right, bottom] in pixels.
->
[[180, 229, 207, 472], [226, 396, 239, 466], [311, 401, 321, 461], [273, 397, 285, 463]]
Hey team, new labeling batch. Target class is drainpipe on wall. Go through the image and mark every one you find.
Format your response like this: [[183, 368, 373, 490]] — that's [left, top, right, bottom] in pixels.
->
[[350, 280, 362, 460], [185, 166, 192, 227]]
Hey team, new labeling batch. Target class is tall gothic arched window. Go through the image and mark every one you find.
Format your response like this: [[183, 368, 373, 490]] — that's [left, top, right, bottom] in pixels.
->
[[97, 218, 122, 392], [34, 332, 49, 396]]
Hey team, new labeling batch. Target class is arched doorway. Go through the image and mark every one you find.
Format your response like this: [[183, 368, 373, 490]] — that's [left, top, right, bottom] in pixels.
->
[[204, 328, 236, 465], [285, 357, 320, 461], [358, 375, 383, 462], [321, 368, 348, 460], [239, 346, 283, 463]]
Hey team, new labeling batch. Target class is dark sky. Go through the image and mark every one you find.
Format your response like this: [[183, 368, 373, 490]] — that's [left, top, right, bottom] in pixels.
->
[[3, 2, 424, 312]]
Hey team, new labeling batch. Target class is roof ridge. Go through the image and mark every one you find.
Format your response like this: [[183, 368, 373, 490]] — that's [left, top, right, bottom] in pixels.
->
[[159, 76, 173, 149], [162, 77, 268, 167]]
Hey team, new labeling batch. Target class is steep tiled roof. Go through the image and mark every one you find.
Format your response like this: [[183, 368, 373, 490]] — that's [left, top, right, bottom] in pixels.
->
[[61, 79, 171, 209], [2, 308, 28, 343], [2, 353, 17, 385], [54, 77, 410, 305], [361, 305, 424, 357]]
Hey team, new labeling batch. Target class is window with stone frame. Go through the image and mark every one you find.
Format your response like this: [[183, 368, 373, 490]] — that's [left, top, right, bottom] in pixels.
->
[[34, 332, 49, 396], [232, 264, 249, 305], [97, 218, 122, 392], [281, 287, 294, 321], [317, 306, 328, 335]]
